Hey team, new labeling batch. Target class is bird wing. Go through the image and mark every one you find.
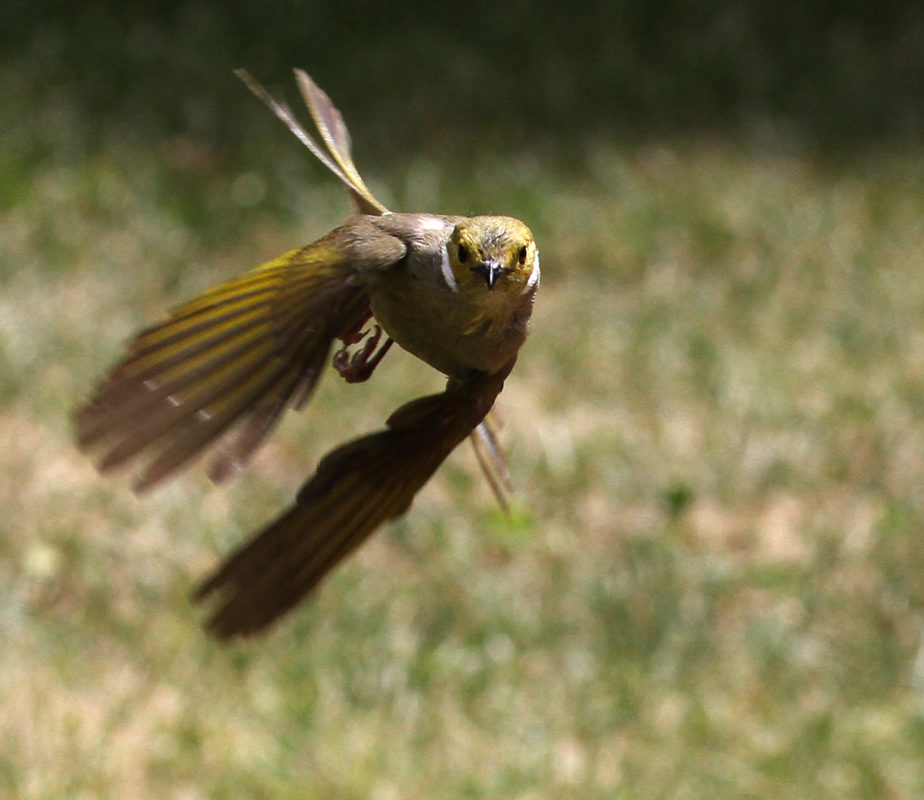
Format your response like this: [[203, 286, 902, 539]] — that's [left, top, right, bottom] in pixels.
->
[[194, 359, 515, 638], [74, 226, 406, 492], [236, 68, 388, 216], [293, 69, 389, 215]]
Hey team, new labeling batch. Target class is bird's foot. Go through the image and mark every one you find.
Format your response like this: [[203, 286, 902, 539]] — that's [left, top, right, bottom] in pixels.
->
[[333, 323, 394, 383]]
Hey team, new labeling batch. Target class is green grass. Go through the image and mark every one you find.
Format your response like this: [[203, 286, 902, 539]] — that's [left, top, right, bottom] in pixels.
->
[[3, 99, 924, 797]]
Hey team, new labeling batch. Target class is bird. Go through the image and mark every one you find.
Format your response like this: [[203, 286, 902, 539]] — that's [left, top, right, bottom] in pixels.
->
[[74, 69, 540, 639]]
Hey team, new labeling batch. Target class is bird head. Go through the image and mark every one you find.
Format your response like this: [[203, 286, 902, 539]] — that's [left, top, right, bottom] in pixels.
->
[[447, 216, 539, 296]]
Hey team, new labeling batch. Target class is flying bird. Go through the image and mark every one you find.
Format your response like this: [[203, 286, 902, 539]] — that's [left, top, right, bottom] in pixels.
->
[[75, 69, 540, 638]]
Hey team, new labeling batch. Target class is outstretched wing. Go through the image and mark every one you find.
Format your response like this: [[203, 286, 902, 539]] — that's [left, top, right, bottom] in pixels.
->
[[194, 359, 515, 639], [74, 226, 406, 492], [236, 68, 388, 216]]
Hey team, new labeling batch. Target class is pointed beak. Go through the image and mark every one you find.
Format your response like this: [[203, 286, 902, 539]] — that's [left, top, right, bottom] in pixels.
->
[[475, 259, 502, 289]]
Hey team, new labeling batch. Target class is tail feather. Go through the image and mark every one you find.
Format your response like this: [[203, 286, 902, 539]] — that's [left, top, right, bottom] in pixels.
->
[[469, 414, 515, 514], [194, 361, 515, 638]]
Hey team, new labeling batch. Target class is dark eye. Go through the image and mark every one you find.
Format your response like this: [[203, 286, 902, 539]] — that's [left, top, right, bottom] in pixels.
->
[[457, 243, 469, 263], [517, 245, 528, 265]]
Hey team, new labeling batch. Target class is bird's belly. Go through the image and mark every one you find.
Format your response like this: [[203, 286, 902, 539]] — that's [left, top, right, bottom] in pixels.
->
[[371, 284, 523, 377]]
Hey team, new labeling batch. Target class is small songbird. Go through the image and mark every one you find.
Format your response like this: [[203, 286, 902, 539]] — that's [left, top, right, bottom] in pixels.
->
[[74, 69, 539, 638]]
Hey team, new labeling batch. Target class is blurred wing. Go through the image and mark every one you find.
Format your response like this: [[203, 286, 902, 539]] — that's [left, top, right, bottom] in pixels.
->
[[194, 360, 516, 639], [236, 68, 388, 216], [75, 228, 406, 492], [293, 69, 388, 216]]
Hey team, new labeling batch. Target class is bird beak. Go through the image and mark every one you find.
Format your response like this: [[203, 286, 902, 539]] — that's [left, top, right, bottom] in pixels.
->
[[475, 259, 502, 289]]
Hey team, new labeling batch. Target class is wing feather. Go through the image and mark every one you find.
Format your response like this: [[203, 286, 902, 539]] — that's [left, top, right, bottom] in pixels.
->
[[194, 360, 516, 638], [235, 68, 388, 216], [293, 69, 387, 215], [75, 230, 405, 490]]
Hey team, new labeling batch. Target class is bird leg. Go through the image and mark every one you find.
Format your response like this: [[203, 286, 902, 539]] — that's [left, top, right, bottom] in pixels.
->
[[333, 314, 394, 383]]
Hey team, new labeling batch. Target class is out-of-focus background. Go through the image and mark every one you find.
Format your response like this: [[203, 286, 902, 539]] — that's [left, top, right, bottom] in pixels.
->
[[4, 2, 924, 797]]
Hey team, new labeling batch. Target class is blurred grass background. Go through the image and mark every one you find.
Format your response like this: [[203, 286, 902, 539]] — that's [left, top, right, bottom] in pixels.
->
[[3, 1, 924, 797]]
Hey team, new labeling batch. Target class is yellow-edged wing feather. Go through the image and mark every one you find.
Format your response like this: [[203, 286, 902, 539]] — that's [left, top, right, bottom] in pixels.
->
[[194, 359, 515, 638], [75, 228, 405, 491]]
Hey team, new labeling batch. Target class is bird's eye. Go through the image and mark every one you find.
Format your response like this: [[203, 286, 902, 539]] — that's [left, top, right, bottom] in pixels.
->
[[457, 243, 469, 263], [517, 245, 528, 265]]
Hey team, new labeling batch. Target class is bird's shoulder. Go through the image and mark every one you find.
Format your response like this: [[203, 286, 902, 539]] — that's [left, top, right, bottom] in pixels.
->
[[368, 213, 463, 259]]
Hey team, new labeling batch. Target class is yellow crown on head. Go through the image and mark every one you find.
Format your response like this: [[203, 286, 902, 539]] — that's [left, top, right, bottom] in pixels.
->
[[446, 216, 539, 294]]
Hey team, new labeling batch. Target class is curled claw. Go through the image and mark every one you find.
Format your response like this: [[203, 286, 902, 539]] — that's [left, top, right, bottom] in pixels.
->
[[333, 323, 394, 383]]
